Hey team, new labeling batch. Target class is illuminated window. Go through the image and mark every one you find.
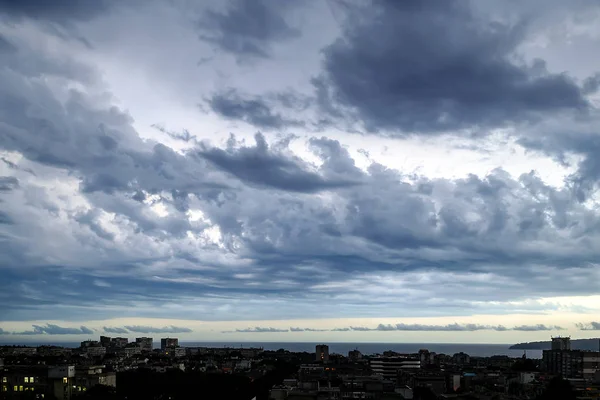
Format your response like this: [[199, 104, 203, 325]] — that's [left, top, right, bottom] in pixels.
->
[[19, 386, 23, 392], [2, 377, 6, 383], [2, 386, 7, 392], [62, 377, 68, 384], [30, 377, 35, 383], [25, 387, 29, 391], [13, 386, 17, 392], [24, 377, 29, 383]]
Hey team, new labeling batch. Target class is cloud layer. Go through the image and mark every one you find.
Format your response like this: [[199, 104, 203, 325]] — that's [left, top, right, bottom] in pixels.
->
[[222, 323, 565, 333], [13, 324, 94, 335], [123, 325, 193, 334], [576, 322, 600, 331], [1, 0, 600, 339]]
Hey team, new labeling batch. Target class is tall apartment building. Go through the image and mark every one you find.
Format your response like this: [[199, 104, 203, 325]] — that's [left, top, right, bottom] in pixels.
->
[[100, 336, 111, 347], [543, 337, 600, 380], [112, 337, 128, 348], [315, 344, 329, 363], [160, 338, 179, 350], [136, 337, 154, 352], [551, 336, 571, 350], [369, 356, 420, 380]]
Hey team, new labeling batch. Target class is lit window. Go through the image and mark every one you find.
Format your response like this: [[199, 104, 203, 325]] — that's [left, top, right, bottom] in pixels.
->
[[13, 386, 17, 392], [24, 377, 29, 383], [30, 377, 35, 383], [19, 386, 23, 392], [2, 386, 7, 392], [2, 378, 6, 383], [62, 378, 68, 384]]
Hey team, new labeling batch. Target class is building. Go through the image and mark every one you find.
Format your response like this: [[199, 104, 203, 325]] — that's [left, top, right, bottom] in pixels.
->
[[112, 337, 128, 348], [135, 337, 153, 352], [1, 365, 48, 399], [80, 340, 100, 348], [398, 369, 447, 397], [551, 336, 572, 350], [1, 364, 116, 400], [452, 352, 470, 365], [118, 346, 141, 358], [84, 346, 107, 357], [160, 338, 179, 350], [100, 336, 111, 347], [164, 347, 186, 358], [543, 337, 600, 380], [315, 345, 329, 363], [370, 357, 420, 380], [73, 365, 116, 394], [348, 349, 362, 361], [48, 365, 76, 400], [418, 349, 436, 367]]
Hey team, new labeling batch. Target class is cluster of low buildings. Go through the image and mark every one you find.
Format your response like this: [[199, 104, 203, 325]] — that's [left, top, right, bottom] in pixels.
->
[[1, 336, 600, 399], [1, 363, 115, 400], [0, 336, 271, 399], [269, 338, 600, 399]]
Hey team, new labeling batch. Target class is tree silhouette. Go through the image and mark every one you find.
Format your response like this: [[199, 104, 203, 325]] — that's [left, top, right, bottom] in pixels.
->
[[537, 377, 577, 400]]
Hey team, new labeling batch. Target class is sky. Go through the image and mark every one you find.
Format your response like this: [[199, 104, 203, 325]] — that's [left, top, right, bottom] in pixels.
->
[[1, 0, 600, 345]]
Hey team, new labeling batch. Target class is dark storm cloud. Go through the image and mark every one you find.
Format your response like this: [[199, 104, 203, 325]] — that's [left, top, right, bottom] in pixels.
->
[[208, 89, 303, 130], [234, 327, 289, 333], [0, 210, 13, 224], [582, 74, 600, 95], [576, 322, 600, 330], [198, 0, 300, 59], [512, 324, 564, 331], [520, 129, 600, 202], [0, 35, 232, 243], [290, 327, 328, 332], [0, 33, 16, 52], [14, 324, 94, 335], [226, 323, 563, 332], [0, 0, 112, 23], [316, 0, 592, 133], [151, 124, 196, 143], [374, 323, 507, 332], [74, 209, 115, 241], [103, 326, 129, 334], [3, 15, 600, 325], [1, 157, 36, 175], [346, 324, 507, 332], [197, 133, 358, 192], [123, 325, 193, 334], [0, 176, 19, 191]]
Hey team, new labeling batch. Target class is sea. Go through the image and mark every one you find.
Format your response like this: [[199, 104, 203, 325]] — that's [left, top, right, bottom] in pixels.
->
[[0, 342, 543, 359]]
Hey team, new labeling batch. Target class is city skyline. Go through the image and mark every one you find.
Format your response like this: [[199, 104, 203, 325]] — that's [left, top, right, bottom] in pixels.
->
[[2, 0, 600, 343]]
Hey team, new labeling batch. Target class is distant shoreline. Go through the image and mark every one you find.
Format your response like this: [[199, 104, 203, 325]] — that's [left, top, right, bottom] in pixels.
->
[[510, 338, 600, 351]]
